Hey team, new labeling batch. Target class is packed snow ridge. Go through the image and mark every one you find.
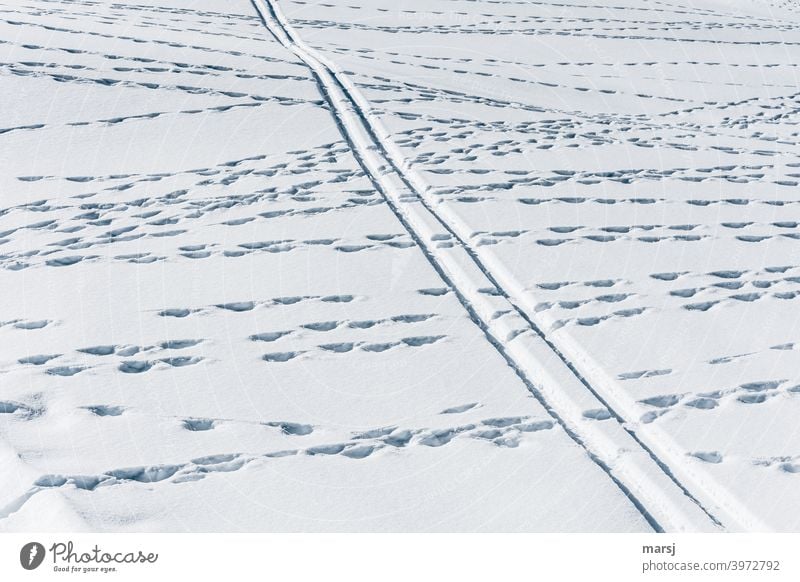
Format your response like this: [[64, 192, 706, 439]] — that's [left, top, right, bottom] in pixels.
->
[[1, 0, 799, 532]]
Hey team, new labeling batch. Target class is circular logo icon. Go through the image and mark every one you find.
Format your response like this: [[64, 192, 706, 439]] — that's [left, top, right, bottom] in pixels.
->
[[20, 542, 45, 570]]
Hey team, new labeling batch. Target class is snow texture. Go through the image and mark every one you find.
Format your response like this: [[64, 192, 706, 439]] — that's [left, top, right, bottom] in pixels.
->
[[1, 0, 799, 532]]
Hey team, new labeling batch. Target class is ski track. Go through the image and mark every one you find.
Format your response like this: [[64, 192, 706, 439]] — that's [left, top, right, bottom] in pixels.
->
[[2, 0, 799, 532], [274, 0, 800, 532], [248, 0, 759, 532]]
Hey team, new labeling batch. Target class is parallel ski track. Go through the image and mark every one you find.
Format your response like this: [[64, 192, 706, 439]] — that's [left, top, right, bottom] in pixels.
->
[[250, 0, 762, 533]]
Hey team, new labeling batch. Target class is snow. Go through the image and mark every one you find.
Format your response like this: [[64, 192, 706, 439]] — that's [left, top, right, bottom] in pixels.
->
[[1, 0, 799, 532]]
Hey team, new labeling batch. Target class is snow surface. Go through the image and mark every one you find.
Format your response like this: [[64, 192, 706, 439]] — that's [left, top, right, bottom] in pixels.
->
[[1, 0, 799, 532]]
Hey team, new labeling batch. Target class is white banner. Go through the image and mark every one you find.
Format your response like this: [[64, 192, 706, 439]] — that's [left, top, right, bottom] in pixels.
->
[[0, 534, 797, 582]]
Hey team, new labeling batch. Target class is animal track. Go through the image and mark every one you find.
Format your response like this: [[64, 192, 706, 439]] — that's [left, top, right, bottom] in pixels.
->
[[6, 0, 800, 531], [183, 418, 215, 431], [2, 408, 556, 515]]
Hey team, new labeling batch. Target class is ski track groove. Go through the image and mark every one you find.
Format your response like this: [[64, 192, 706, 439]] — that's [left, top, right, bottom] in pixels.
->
[[2, 0, 782, 532], [248, 0, 752, 533]]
